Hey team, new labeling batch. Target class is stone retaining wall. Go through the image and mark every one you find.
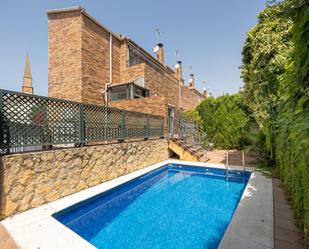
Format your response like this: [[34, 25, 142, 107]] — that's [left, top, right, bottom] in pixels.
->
[[0, 139, 169, 218]]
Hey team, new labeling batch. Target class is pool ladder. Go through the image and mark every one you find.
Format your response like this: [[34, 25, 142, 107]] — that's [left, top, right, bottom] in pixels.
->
[[225, 150, 246, 182], [225, 150, 229, 181], [242, 150, 246, 182]]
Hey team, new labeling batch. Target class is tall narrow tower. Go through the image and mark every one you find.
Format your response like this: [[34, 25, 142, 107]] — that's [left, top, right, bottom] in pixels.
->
[[22, 53, 33, 94]]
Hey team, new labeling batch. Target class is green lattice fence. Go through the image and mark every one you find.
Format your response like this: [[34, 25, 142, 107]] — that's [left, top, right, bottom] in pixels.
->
[[0, 89, 164, 154]]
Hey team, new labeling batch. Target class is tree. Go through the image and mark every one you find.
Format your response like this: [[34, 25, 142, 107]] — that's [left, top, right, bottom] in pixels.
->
[[241, 2, 293, 160], [196, 93, 250, 149]]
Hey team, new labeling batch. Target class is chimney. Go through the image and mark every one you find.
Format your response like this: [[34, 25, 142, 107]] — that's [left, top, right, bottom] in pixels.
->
[[156, 43, 164, 64], [203, 88, 208, 98], [22, 53, 33, 94], [175, 61, 183, 83], [189, 74, 195, 89]]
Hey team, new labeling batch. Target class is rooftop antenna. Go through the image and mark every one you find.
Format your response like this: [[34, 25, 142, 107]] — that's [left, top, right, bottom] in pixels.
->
[[175, 49, 179, 61], [153, 28, 161, 53], [174, 49, 180, 69], [202, 80, 207, 91], [188, 66, 193, 85], [155, 28, 161, 43]]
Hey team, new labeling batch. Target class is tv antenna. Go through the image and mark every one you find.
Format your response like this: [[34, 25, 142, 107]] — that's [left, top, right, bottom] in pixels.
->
[[155, 28, 161, 44], [153, 28, 161, 53], [175, 49, 179, 61], [202, 80, 206, 89], [174, 50, 181, 69]]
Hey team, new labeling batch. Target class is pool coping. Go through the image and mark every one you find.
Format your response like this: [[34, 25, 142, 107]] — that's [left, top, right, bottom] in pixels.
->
[[219, 170, 274, 249], [1, 160, 272, 249]]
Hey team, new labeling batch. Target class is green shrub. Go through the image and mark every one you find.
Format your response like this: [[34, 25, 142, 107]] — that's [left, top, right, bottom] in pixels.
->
[[196, 93, 250, 149]]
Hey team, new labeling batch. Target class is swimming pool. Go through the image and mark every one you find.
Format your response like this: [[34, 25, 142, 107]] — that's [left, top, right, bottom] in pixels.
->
[[53, 164, 251, 249]]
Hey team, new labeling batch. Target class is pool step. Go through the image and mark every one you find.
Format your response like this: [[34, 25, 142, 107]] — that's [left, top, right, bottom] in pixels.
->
[[171, 168, 247, 182]]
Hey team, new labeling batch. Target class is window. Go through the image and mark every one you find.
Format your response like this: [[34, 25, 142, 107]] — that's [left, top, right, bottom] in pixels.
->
[[127, 45, 143, 67], [108, 83, 149, 102]]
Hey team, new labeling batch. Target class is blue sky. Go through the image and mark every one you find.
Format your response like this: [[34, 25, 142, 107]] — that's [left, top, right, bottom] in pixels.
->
[[0, 0, 267, 97]]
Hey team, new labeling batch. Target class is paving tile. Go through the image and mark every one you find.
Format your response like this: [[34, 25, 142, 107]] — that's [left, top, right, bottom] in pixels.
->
[[0, 224, 18, 249], [275, 239, 305, 249], [1, 238, 19, 249], [273, 178, 306, 249], [275, 208, 295, 221], [275, 217, 300, 232], [275, 227, 304, 246], [274, 189, 287, 200], [274, 201, 293, 212]]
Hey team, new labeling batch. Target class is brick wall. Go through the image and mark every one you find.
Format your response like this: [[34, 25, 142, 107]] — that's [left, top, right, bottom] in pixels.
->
[[181, 85, 204, 111], [48, 10, 122, 105], [120, 63, 145, 83], [110, 95, 167, 117], [48, 10, 82, 102], [47, 7, 203, 116], [80, 14, 121, 105], [109, 96, 170, 132], [144, 63, 180, 108]]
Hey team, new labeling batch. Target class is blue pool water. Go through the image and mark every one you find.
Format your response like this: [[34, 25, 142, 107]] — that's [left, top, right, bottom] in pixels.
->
[[54, 164, 250, 249]]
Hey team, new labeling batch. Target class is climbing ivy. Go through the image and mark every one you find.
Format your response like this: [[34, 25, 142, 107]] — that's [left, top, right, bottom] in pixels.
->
[[241, 2, 293, 161], [242, 0, 309, 244]]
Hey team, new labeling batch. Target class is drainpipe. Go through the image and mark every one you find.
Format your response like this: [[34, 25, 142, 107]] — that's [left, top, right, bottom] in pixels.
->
[[104, 33, 113, 106]]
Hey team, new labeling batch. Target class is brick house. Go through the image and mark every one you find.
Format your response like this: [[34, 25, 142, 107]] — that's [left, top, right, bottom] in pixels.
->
[[47, 6, 206, 134]]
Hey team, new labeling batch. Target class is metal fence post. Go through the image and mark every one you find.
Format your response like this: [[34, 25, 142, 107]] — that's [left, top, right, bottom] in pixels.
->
[[119, 110, 126, 142], [103, 107, 108, 141], [0, 89, 3, 150], [79, 103, 85, 146], [145, 114, 149, 140], [160, 117, 164, 138], [0, 89, 2, 113]]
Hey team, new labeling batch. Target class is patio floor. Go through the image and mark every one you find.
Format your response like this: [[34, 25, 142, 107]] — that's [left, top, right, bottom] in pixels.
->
[[273, 178, 306, 249], [0, 223, 18, 249]]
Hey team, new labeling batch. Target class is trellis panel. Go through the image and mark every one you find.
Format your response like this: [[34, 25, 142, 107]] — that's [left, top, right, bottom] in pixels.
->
[[0, 89, 165, 154]]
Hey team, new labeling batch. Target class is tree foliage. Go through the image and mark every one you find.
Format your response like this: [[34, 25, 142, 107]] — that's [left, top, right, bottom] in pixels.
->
[[242, 0, 309, 243], [196, 93, 250, 149], [241, 2, 293, 160]]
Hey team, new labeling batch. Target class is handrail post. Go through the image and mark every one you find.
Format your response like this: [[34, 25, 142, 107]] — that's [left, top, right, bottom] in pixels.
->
[[242, 150, 245, 170], [119, 110, 126, 142], [79, 103, 85, 147], [225, 149, 229, 181]]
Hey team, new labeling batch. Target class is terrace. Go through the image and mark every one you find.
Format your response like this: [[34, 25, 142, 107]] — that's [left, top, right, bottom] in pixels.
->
[[0, 89, 305, 249]]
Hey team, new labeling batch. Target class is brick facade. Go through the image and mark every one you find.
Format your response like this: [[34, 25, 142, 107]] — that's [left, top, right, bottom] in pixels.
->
[[180, 85, 204, 111], [47, 7, 205, 129], [48, 10, 82, 102]]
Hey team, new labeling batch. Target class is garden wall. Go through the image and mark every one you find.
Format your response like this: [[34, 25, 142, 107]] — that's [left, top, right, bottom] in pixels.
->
[[0, 139, 169, 218]]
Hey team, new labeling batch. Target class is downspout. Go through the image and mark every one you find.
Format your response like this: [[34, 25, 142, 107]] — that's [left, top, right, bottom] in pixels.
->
[[105, 33, 113, 106], [109, 33, 113, 85]]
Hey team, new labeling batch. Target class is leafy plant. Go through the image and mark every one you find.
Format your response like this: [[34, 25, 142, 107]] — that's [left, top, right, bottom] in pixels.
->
[[242, 0, 309, 244], [196, 93, 250, 149]]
